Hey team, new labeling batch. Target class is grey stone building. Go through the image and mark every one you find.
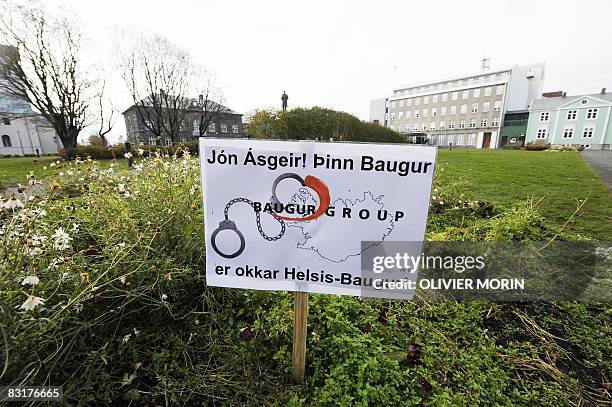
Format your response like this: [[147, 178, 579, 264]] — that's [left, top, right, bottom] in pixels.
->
[[123, 96, 245, 146]]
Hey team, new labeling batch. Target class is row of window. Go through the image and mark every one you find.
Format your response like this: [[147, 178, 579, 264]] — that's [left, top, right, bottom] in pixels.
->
[[536, 126, 596, 139], [395, 117, 500, 132], [391, 86, 504, 108], [390, 101, 502, 121], [539, 108, 599, 122], [393, 72, 506, 96], [144, 121, 239, 134], [429, 133, 478, 146], [147, 137, 188, 146]]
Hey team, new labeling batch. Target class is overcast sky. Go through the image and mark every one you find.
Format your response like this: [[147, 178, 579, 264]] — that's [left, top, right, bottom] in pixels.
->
[[44, 0, 612, 144]]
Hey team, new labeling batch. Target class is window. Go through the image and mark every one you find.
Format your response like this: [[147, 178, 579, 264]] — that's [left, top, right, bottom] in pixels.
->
[[471, 103, 478, 113], [148, 137, 156, 145], [2, 134, 11, 147], [562, 127, 574, 138], [448, 120, 455, 129], [221, 124, 228, 133], [399, 100, 404, 107], [398, 111, 404, 119], [580, 99, 588, 105], [492, 117, 499, 127], [415, 97, 420, 106], [536, 128, 547, 139], [423, 96, 429, 104], [457, 134, 465, 145], [450, 105, 457, 115], [566, 110, 577, 120], [480, 118, 487, 127], [391, 101, 396, 108], [468, 133, 476, 145], [180, 137, 187, 143], [2, 118, 10, 125], [459, 119, 465, 129], [496, 85, 505, 95], [540, 112, 549, 122], [414, 110, 420, 118], [482, 102, 490, 113], [441, 93, 448, 102], [406, 99, 412, 107], [421, 123, 427, 131], [439, 120, 445, 129], [406, 111, 412, 119], [232, 124, 239, 134], [452, 92, 458, 101], [423, 108, 428, 118], [209, 122, 216, 132], [193, 120, 200, 133], [484, 87, 492, 97], [469, 119, 476, 128], [430, 122, 436, 130], [390, 113, 395, 121], [447, 134, 453, 145], [432, 108, 437, 117], [440, 107, 446, 116], [493, 101, 502, 111], [462, 90, 469, 99], [582, 126, 594, 138], [473, 88, 481, 98], [432, 95, 439, 103], [586, 108, 598, 119], [165, 137, 172, 146], [460, 104, 467, 114]]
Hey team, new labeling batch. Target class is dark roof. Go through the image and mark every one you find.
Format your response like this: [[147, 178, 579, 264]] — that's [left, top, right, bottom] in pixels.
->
[[122, 94, 239, 116]]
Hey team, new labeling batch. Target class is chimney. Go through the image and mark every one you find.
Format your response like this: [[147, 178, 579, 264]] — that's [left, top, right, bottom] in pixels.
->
[[562, 92, 567, 98], [601, 88, 607, 95], [199, 94, 204, 104], [542, 91, 564, 98]]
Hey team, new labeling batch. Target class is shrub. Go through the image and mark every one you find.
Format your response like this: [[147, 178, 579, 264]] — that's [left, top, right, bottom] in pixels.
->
[[524, 142, 549, 151], [58, 140, 199, 160]]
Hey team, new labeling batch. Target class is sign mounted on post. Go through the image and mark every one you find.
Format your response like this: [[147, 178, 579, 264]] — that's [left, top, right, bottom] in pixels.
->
[[199, 138, 436, 300]]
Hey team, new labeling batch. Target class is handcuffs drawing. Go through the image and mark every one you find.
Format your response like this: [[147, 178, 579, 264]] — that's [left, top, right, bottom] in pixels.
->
[[210, 173, 330, 259]]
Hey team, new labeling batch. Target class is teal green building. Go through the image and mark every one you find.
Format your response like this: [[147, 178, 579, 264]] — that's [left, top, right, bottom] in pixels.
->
[[525, 90, 612, 150]]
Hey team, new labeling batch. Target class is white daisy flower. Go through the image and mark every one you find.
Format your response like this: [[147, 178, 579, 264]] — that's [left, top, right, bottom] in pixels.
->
[[3, 196, 24, 210], [122, 334, 132, 344], [161, 294, 168, 301], [21, 275, 40, 286], [19, 295, 44, 311], [51, 227, 72, 250], [124, 152, 133, 159]]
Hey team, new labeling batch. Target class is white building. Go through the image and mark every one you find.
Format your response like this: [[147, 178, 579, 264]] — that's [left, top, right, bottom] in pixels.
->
[[370, 63, 545, 149], [1, 45, 61, 156]]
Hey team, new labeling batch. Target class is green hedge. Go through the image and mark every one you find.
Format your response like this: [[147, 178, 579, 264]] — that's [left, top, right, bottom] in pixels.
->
[[58, 141, 199, 160]]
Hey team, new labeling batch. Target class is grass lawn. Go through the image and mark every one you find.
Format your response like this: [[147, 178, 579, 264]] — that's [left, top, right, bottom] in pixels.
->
[[2, 150, 610, 239], [436, 149, 612, 240], [0, 155, 132, 189]]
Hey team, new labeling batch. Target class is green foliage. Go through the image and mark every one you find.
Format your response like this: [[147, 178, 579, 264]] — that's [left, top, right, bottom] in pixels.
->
[[58, 141, 199, 160], [246, 107, 407, 143], [0, 149, 610, 406]]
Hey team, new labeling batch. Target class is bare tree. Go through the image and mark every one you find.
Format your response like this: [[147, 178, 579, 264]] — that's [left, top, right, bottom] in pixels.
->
[[116, 32, 194, 143], [0, 3, 98, 148], [193, 70, 230, 137], [95, 79, 117, 147]]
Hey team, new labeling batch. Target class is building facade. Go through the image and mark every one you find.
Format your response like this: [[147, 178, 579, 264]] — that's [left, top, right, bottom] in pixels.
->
[[370, 63, 545, 148], [499, 110, 529, 147], [123, 98, 245, 146], [525, 89, 612, 150], [1, 45, 61, 156]]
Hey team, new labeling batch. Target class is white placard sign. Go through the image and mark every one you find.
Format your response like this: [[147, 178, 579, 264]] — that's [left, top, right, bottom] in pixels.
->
[[199, 138, 436, 298]]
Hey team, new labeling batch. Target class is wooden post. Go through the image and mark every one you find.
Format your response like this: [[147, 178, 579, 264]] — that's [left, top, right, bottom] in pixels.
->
[[292, 291, 308, 384]]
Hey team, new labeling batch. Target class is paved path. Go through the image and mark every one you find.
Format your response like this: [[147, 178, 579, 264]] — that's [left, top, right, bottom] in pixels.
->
[[581, 149, 612, 190]]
